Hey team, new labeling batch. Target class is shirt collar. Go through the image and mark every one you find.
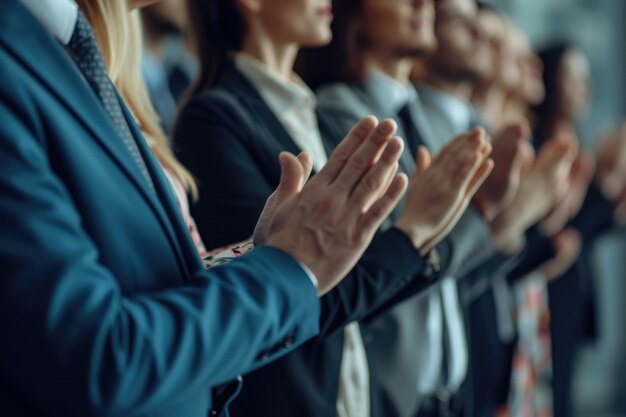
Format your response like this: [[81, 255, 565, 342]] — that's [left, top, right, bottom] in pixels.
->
[[234, 53, 316, 114], [365, 70, 418, 118], [417, 83, 473, 134], [21, 0, 78, 45]]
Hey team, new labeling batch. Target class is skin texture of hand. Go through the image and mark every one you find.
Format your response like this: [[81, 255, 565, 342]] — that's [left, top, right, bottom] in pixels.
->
[[490, 134, 577, 253], [264, 117, 409, 296], [472, 121, 532, 222], [540, 151, 596, 236], [395, 128, 494, 255], [253, 152, 313, 246], [538, 228, 582, 282]]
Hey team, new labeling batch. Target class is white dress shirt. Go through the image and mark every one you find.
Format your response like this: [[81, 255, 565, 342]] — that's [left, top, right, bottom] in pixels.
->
[[235, 53, 328, 172], [236, 54, 369, 417], [21, 0, 78, 45]]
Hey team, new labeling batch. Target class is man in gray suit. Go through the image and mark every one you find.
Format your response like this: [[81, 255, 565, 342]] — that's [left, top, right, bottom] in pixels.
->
[[299, 0, 576, 416]]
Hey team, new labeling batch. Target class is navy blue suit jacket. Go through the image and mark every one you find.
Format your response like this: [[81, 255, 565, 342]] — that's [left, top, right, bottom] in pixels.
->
[[0, 2, 320, 416]]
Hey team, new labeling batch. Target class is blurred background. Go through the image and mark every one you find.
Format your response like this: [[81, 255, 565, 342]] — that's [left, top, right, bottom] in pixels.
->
[[140, 0, 625, 414], [482, 0, 626, 416]]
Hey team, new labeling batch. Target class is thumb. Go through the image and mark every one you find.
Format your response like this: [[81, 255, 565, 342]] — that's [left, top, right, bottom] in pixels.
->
[[414, 146, 432, 177], [277, 152, 305, 198], [296, 152, 314, 190]]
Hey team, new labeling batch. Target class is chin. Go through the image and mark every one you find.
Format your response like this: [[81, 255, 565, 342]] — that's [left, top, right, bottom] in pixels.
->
[[406, 37, 437, 57], [301, 35, 332, 48], [300, 27, 332, 48]]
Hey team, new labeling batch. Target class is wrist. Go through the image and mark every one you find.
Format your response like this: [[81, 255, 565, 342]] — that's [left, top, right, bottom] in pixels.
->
[[393, 218, 426, 250], [489, 212, 525, 255]]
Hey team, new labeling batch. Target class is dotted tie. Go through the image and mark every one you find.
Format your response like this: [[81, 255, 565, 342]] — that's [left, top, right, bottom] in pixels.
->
[[67, 11, 154, 190]]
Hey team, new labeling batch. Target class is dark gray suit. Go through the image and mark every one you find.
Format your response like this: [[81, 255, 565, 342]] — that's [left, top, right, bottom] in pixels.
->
[[317, 74, 513, 417]]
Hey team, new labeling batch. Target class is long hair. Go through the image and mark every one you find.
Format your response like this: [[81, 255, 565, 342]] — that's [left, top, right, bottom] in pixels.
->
[[296, 0, 366, 90], [532, 42, 572, 145], [77, 0, 198, 199], [187, 0, 245, 96]]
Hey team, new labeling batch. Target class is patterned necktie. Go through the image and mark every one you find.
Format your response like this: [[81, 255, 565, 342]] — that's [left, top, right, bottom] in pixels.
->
[[67, 11, 154, 190]]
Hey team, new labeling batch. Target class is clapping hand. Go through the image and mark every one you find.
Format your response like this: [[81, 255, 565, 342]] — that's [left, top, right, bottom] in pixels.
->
[[258, 117, 408, 295]]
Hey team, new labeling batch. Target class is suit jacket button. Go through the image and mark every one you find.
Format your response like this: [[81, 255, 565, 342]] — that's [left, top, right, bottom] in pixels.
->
[[259, 351, 270, 361], [283, 336, 294, 348]]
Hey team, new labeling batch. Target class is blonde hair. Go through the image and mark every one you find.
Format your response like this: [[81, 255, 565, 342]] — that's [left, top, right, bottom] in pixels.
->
[[78, 0, 198, 200]]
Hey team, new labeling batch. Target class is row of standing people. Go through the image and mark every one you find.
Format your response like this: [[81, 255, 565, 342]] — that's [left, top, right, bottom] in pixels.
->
[[149, 0, 625, 416], [3, 0, 626, 417]]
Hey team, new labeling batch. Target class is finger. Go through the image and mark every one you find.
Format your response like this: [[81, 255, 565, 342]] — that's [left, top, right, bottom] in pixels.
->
[[519, 141, 536, 174], [378, 162, 399, 203], [349, 137, 404, 213], [438, 129, 484, 163], [276, 152, 305, 198], [420, 190, 471, 255], [355, 174, 409, 242], [333, 119, 397, 192], [494, 120, 530, 144], [536, 140, 576, 174], [414, 146, 432, 176], [466, 159, 495, 199], [313, 116, 378, 185], [296, 152, 314, 190], [451, 139, 491, 195], [378, 139, 401, 200]]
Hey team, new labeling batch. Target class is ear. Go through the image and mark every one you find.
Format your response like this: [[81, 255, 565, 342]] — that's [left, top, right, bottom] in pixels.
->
[[236, 0, 263, 14]]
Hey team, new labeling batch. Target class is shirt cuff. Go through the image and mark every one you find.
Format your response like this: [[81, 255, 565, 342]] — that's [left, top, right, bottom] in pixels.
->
[[297, 262, 319, 290]]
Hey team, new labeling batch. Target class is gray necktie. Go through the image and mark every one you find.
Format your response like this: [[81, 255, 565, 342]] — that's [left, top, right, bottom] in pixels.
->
[[67, 11, 154, 190]]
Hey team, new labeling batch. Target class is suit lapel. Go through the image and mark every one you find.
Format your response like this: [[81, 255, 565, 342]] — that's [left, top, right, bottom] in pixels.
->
[[219, 64, 306, 162], [119, 100, 198, 275], [1, 3, 194, 275]]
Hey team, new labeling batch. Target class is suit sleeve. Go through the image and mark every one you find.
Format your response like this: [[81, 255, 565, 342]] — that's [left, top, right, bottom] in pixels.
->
[[0, 93, 319, 416], [174, 96, 446, 339], [569, 182, 616, 242]]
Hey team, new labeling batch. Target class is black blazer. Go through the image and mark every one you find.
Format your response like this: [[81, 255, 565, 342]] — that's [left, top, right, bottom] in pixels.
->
[[174, 63, 452, 417]]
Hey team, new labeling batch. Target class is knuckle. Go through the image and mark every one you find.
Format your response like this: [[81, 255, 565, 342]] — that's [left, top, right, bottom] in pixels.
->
[[349, 154, 368, 172], [363, 174, 382, 193]]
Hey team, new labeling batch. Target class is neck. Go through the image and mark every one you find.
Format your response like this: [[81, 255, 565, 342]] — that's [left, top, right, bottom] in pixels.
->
[[424, 70, 472, 103], [241, 31, 299, 80], [364, 52, 414, 85], [472, 84, 508, 128]]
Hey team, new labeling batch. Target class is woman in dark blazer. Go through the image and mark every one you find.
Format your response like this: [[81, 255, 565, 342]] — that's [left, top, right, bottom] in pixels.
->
[[533, 42, 626, 417], [173, 1, 495, 416]]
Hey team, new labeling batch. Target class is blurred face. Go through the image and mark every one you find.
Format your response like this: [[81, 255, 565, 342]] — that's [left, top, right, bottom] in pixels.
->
[[429, 0, 490, 81], [474, 10, 501, 78], [558, 48, 591, 120], [359, 0, 437, 57], [247, 0, 333, 47], [507, 25, 544, 105], [518, 51, 544, 105], [475, 11, 519, 90]]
